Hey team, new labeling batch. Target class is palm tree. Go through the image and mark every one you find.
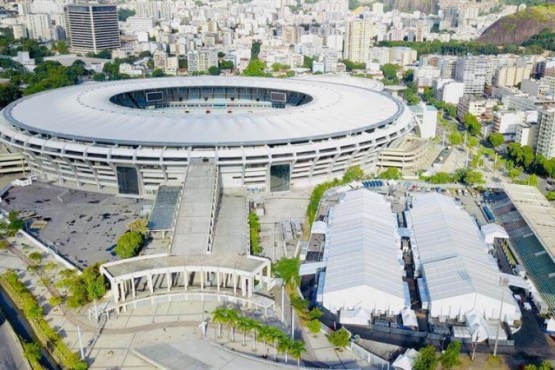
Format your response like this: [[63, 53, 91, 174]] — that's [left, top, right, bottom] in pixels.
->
[[289, 340, 306, 367], [226, 308, 239, 342], [212, 306, 227, 340], [257, 325, 272, 357], [237, 316, 251, 347], [277, 336, 292, 364], [248, 318, 260, 351], [267, 326, 283, 360]]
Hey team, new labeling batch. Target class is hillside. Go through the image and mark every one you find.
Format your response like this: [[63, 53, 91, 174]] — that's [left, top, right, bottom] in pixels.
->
[[383, 0, 438, 14], [478, 4, 555, 45]]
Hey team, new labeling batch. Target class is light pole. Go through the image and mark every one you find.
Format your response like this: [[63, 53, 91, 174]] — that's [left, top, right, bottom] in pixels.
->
[[493, 277, 509, 357]]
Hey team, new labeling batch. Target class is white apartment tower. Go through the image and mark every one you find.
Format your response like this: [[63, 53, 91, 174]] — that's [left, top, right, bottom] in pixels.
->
[[343, 19, 373, 64], [64, 4, 120, 53], [537, 109, 555, 158], [187, 48, 218, 73], [455, 56, 487, 95]]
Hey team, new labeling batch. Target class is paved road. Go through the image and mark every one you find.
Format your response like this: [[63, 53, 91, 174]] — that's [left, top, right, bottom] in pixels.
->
[[0, 312, 28, 370]]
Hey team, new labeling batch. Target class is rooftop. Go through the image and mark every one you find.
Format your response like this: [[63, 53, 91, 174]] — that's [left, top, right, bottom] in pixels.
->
[[503, 184, 555, 260], [2, 76, 406, 146], [323, 189, 404, 298]]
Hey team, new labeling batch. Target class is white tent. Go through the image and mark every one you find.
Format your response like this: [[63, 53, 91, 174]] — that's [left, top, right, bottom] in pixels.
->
[[340, 307, 371, 326], [465, 309, 489, 343], [321, 189, 405, 315], [410, 193, 521, 324], [481, 223, 509, 244], [311, 221, 327, 235], [545, 318, 555, 333], [392, 348, 418, 370], [401, 307, 418, 328]]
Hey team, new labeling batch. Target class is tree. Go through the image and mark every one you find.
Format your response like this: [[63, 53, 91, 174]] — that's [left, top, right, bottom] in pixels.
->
[[508, 167, 521, 182], [0, 211, 25, 237], [29, 251, 43, 264], [219, 60, 234, 70], [151, 68, 165, 77], [208, 66, 221, 75], [0, 83, 22, 108], [439, 341, 461, 369], [237, 316, 251, 346], [448, 132, 463, 146], [118, 8, 136, 21], [342, 165, 365, 182], [273, 257, 300, 289], [379, 167, 401, 180], [463, 170, 484, 185], [93, 73, 106, 82], [463, 113, 481, 136], [128, 218, 148, 236], [212, 306, 227, 339], [546, 191, 555, 201], [115, 231, 143, 259], [289, 340, 306, 366], [226, 309, 239, 342], [277, 336, 293, 363], [327, 328, 350, 348], [488, 132, 505, 148], [303, 56, 314, 69], [23, 341, 42, 366], [257, 324, 272, 357], [402, 69, 414, 83], [243, 59, 266, 76], [381, 63, 401, 82], [413, 345, 438, 370], [428, 172, 452, 184], [308, 319, 321, 335], [528, 174, 538, 187]]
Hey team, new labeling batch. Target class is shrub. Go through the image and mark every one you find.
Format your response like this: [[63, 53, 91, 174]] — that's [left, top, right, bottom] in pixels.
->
[[327, 328, 350, 348], [115, 231, 143, 258]]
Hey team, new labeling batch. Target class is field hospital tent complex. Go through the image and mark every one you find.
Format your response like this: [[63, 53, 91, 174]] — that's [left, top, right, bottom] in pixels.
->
[[408, 193, 520, 324], [319, 189, 406, 316]]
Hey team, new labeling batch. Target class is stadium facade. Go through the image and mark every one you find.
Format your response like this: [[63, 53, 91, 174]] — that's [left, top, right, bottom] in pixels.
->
[[0, 76, 414, 196]]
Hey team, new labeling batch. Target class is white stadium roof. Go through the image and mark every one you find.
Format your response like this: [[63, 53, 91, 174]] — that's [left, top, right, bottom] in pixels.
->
[[3, 76, 404, 146], [322, 189, 405, 313], [410, 193, 519, 321]]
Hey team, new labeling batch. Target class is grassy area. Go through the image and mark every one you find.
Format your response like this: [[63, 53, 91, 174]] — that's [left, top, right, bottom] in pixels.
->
[[0, 270, 87, 370]]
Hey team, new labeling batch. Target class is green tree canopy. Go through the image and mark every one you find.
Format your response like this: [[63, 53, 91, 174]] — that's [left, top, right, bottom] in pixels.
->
[[413, 345, 438, 370], [463, 113, 482, 136], [327, 328, 350, 348], [208, 66, 221, 75], [448, 132, 463, 146], [273, 257, 300, 289], [115, 231, 143, 259], [488, 132, 505, 148], [439, 341, 461, 369], [342, 165, 365, 182], [379, 167, 401, 180], [463, 170, 484, 185], [243, 59, 267, 76]]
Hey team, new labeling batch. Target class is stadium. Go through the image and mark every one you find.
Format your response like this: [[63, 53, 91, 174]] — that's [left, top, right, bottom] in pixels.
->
[[0, 76, 414, 196]]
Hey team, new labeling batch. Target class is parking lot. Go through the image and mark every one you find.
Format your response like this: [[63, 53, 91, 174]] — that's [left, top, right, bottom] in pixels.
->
[[1, 183, 151, 268]]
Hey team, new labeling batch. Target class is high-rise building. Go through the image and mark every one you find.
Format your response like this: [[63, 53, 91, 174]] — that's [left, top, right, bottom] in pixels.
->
[[537, 109, 555, 158], [64, 4, 120, 54], [343, 19, 373, 64], [25, 14, 51, 41], [187, 48, 218, 73], [455, 56, 487, 95]]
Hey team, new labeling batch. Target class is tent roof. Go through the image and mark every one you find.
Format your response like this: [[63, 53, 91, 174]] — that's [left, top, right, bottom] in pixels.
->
[[410, 193, 515, 305], [323, 189, 404, 299], [481, 223, 509, 244]]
